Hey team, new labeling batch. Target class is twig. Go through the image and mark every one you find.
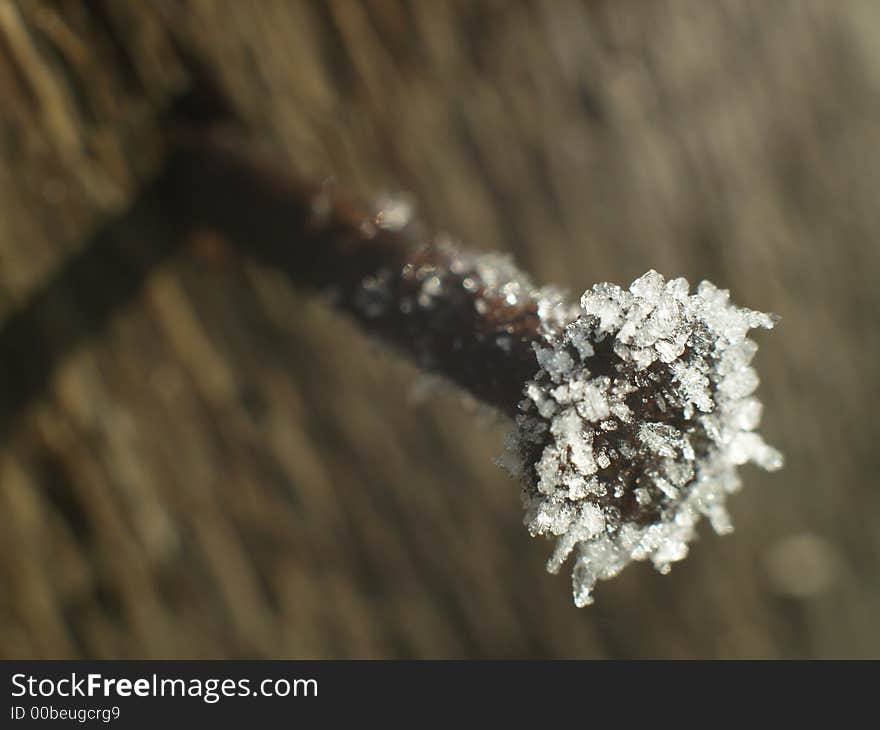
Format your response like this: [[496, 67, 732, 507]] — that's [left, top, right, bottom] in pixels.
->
[[164, 122, 783, 607], [0, 107, 782, 606], [164, 125, 574, 416]]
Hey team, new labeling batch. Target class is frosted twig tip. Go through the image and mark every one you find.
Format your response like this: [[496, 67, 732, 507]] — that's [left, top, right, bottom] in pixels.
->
[[503, 270, 782, 606], [166, 128, 782, 608]]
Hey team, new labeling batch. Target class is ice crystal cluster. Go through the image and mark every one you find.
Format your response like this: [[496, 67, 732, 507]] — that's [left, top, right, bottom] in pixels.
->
[[507, 270, 782, 606]]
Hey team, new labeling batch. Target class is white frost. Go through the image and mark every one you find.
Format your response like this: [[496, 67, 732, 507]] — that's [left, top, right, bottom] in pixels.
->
[[505, 270, 782, 606]]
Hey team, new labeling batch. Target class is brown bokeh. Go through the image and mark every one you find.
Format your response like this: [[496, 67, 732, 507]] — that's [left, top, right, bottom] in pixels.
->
[[0, 0, 878, 658]]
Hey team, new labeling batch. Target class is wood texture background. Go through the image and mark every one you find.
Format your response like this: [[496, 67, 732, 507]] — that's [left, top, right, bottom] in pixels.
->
[[1, 0, 878, 658]]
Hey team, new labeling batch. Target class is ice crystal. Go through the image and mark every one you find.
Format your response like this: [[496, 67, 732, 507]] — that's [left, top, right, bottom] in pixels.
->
[[351, 199, 578, 342], [446, 247, 576, 334], [373, 194, 415, 232], [506, 270, 782, 606]]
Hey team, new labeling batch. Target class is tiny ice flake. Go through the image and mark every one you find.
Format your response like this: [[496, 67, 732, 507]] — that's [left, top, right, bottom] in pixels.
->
[[504, 269, 782, 606], [373, 194, 415, 231]]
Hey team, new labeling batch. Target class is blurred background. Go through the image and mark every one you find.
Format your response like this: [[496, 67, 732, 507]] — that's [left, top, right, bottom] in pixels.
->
[[0, 0, 878, 658]]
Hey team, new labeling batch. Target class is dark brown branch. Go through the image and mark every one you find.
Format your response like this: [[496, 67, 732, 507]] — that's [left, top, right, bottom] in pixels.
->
[[164, 125, 565, 415], [0, 117, 565, 441]]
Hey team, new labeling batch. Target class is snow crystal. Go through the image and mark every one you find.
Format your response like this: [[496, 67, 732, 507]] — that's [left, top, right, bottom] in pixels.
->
[[505, 269, 782, 607], [373, 194, 415, 231]]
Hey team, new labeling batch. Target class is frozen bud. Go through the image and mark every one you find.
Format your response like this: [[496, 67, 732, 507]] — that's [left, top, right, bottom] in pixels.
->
[[505, 270, 782, 606]]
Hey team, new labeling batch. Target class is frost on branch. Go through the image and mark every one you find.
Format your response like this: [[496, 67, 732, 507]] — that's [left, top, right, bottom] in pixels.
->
[[504, 270, 782, 606]]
